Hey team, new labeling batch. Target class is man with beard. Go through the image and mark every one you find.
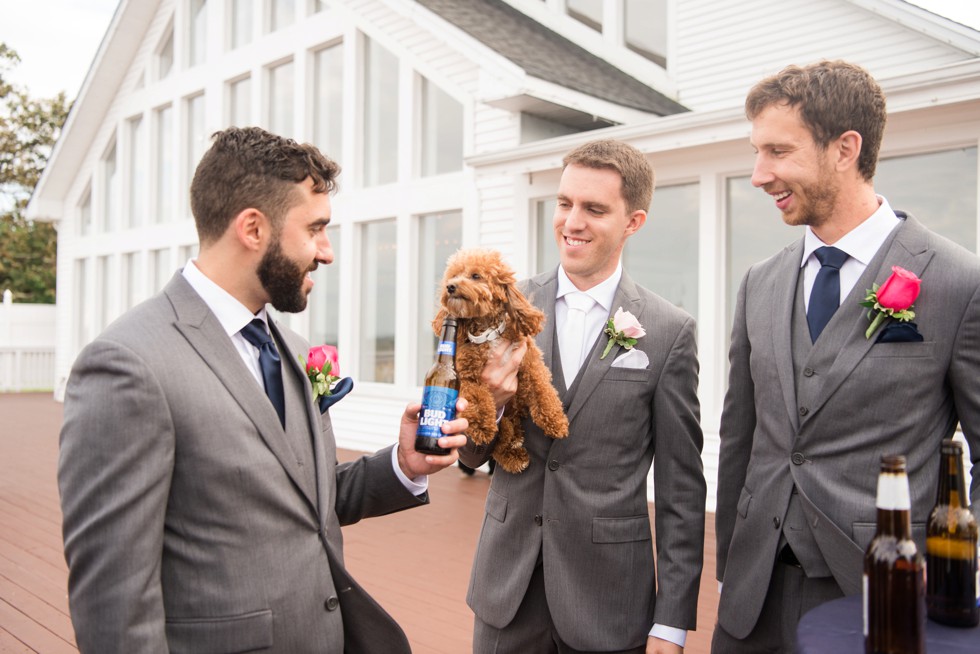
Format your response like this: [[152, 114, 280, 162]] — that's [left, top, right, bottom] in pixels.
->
[[58, 127, 470, 654], [712, 60, 980, 652]]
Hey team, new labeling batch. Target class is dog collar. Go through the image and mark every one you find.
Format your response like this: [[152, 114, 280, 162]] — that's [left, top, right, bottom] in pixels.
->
[[467, 320, 506, 344]]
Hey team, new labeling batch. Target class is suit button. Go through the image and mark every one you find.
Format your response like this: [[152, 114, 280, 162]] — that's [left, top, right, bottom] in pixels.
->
[[534, 515, 543, 526], [548, 459, 560, 471], [803, 367, 814, 377], [791, 452, 806, 465], [799, 406, 808, 416], [325, 596, 339, 611], [773, 517, 781, 529]]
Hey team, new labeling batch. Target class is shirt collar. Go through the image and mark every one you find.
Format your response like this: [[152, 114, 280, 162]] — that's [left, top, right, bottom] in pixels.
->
[[555, 262, 623, 313], [181, 259, 269, 336], [801, 195, 901, 267]]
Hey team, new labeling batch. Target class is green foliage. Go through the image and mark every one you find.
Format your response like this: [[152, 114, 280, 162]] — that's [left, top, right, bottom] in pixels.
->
[[0, 42, 70, 303]]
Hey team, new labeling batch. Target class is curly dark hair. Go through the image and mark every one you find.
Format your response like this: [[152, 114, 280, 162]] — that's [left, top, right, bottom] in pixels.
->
[[190, 127, 341, 244], [745, 60, 886, 181]]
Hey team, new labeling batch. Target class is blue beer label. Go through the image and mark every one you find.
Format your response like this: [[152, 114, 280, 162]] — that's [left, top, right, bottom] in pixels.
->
[[416, 385, 459, 439], [437, 340, 456, 356]]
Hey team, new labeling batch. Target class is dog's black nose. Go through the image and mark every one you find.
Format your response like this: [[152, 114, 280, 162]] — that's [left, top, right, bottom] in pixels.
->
[[447, 284, 456, 295]]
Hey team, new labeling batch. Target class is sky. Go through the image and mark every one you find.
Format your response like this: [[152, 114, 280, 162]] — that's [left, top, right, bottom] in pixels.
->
[[0, 0, 978, 101]]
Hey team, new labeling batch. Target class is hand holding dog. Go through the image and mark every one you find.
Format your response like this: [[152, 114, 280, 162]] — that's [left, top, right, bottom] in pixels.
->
[[481, 337, 528, 411], [396, 399, 470, 478]]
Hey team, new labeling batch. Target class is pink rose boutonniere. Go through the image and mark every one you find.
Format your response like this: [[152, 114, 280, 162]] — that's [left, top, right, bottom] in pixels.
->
[[860, 266, 922, 340], [601, 307, 646, 359], [301, 345, 341, 402]]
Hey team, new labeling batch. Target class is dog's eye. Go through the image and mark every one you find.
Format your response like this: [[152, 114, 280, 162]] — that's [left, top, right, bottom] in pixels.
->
[[470, 273, 481, 280]]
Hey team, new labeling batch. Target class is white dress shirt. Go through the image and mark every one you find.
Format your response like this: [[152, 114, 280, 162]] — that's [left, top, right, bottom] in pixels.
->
[[181, 260, 426, 494], [554, 263, 686, 648], [801, 196, 902, 309]]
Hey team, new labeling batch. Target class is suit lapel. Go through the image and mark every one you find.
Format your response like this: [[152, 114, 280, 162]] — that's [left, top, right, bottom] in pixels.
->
[[564, 273, 641, 425], [528, 271, 558, 376], [805, 216, 934, 419], [165, 275, 318, 511], [772, 241, 805, 433]]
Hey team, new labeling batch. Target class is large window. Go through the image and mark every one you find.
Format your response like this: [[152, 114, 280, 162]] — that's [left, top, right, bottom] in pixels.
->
[[151, 248, 171, 293], [420, 77, 463, 176], [726, 175, 799, 329], [188, 0, 207, 68], [313, 44, 343, 160], [267, 0, 295, 33], [623, 183, 699, 322], [359, 220, 397, 383], [267, 60, 294, 138], [362, 37, 398, 187], [101, 141, 118, 232], [309, 225, 341, 350], [625, 0, 666, 67], [157, 25, 174, 80], [127, 116, 145, 229], [416, 211, 462, 378], [78, 188, 92, 236], [97, 255, 111, 332], [155, 105, 174, 223], [228, 76, 251, 126], [74, 259, 89, 350], [230, 0, 253, 49], [186, 93, 207, 189], [567, 0, 603, 31], [535, 198, 559, 275], [122, 252, 140, 311], [876, 147, 978, 253]]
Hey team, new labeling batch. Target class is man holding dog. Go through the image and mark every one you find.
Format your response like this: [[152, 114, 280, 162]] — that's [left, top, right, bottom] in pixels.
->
[[713, 60, 980, 651], [463, 139, 707, 653]]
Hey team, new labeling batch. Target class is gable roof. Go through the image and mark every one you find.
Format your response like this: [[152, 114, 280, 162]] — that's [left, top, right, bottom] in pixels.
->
[[414, 0, 688, 115]]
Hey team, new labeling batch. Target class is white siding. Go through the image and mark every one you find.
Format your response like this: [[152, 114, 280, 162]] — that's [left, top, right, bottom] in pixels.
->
[[675, 0, 973, 111]]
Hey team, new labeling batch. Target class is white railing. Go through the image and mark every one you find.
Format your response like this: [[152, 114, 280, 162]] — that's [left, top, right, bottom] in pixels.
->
[[0, 347, 56, 392]]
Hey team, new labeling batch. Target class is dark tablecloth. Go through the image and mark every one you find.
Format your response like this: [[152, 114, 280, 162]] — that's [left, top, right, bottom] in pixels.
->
[[796, 595, 980, 653]]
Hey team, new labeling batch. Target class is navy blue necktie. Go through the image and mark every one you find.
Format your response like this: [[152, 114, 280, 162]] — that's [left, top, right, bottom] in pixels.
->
[[807, 246, 849, 343], [240, 319, 286, 427]]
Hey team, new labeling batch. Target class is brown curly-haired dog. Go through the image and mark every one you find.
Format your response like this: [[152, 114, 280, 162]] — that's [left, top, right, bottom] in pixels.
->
[[433, 248, 568, 473]]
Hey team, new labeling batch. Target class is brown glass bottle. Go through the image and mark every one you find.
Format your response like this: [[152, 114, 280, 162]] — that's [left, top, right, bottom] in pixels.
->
[[864, 454, 926, 654], [415, 318, 459, 455], [926, 439, 979, 627]]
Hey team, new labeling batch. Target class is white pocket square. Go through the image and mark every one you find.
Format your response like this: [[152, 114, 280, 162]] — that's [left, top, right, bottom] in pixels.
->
[[611, 348, 649, 369]]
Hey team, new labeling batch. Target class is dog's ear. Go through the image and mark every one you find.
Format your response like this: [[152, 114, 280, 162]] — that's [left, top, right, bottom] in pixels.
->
[[504, 284, 545, 337]]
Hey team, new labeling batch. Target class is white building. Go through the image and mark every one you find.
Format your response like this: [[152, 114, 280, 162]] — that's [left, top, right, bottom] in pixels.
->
[[27, 0, 980, 508]]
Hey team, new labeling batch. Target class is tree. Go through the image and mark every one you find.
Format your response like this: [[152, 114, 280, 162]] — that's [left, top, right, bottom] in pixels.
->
[[0, 43, 70, 303]]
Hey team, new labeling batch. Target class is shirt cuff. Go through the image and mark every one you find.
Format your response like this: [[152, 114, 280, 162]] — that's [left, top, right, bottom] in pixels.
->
[[390, 445, 428, 496], [649, 624, 686, 648]]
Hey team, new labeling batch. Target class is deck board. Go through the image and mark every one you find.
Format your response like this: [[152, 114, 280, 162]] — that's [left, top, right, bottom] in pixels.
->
[[0, 392, 719, 652]]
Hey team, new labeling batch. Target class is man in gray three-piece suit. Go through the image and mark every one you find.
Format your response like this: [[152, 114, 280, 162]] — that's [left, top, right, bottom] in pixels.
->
[[713, 61, 980, 652], [58, 127, 469, 653], [461, 140, 706, 654]]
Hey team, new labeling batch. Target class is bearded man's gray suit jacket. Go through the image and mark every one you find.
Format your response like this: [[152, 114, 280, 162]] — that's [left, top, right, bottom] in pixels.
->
[[59, 272, 422, 654], [716, 213, 980, 639], [460, 268, 706, 651]]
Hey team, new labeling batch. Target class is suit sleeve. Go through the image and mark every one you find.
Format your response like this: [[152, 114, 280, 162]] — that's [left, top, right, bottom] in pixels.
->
[[334, 445, 428, 526], [651, 315, 707, 630], [948, 283, 980, 522], [715, 272, 757, 583], [58, 340, 174, 654]]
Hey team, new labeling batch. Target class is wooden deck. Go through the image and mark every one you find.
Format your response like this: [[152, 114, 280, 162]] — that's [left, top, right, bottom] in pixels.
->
[[0, 392, 719, 653]]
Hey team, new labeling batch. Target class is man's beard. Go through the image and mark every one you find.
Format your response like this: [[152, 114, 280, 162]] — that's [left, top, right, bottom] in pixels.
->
[[257, 238, 311, 313], [785, 164, 839, 229]]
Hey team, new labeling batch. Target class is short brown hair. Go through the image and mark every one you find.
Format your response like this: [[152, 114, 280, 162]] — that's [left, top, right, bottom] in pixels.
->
[[190, 127, 341, 244], [745, 60, 886, 181], [562, 139, 654, 213]]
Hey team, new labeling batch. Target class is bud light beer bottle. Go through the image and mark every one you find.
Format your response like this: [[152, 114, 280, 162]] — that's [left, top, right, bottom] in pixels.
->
[[415, 317, 459, 455]]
